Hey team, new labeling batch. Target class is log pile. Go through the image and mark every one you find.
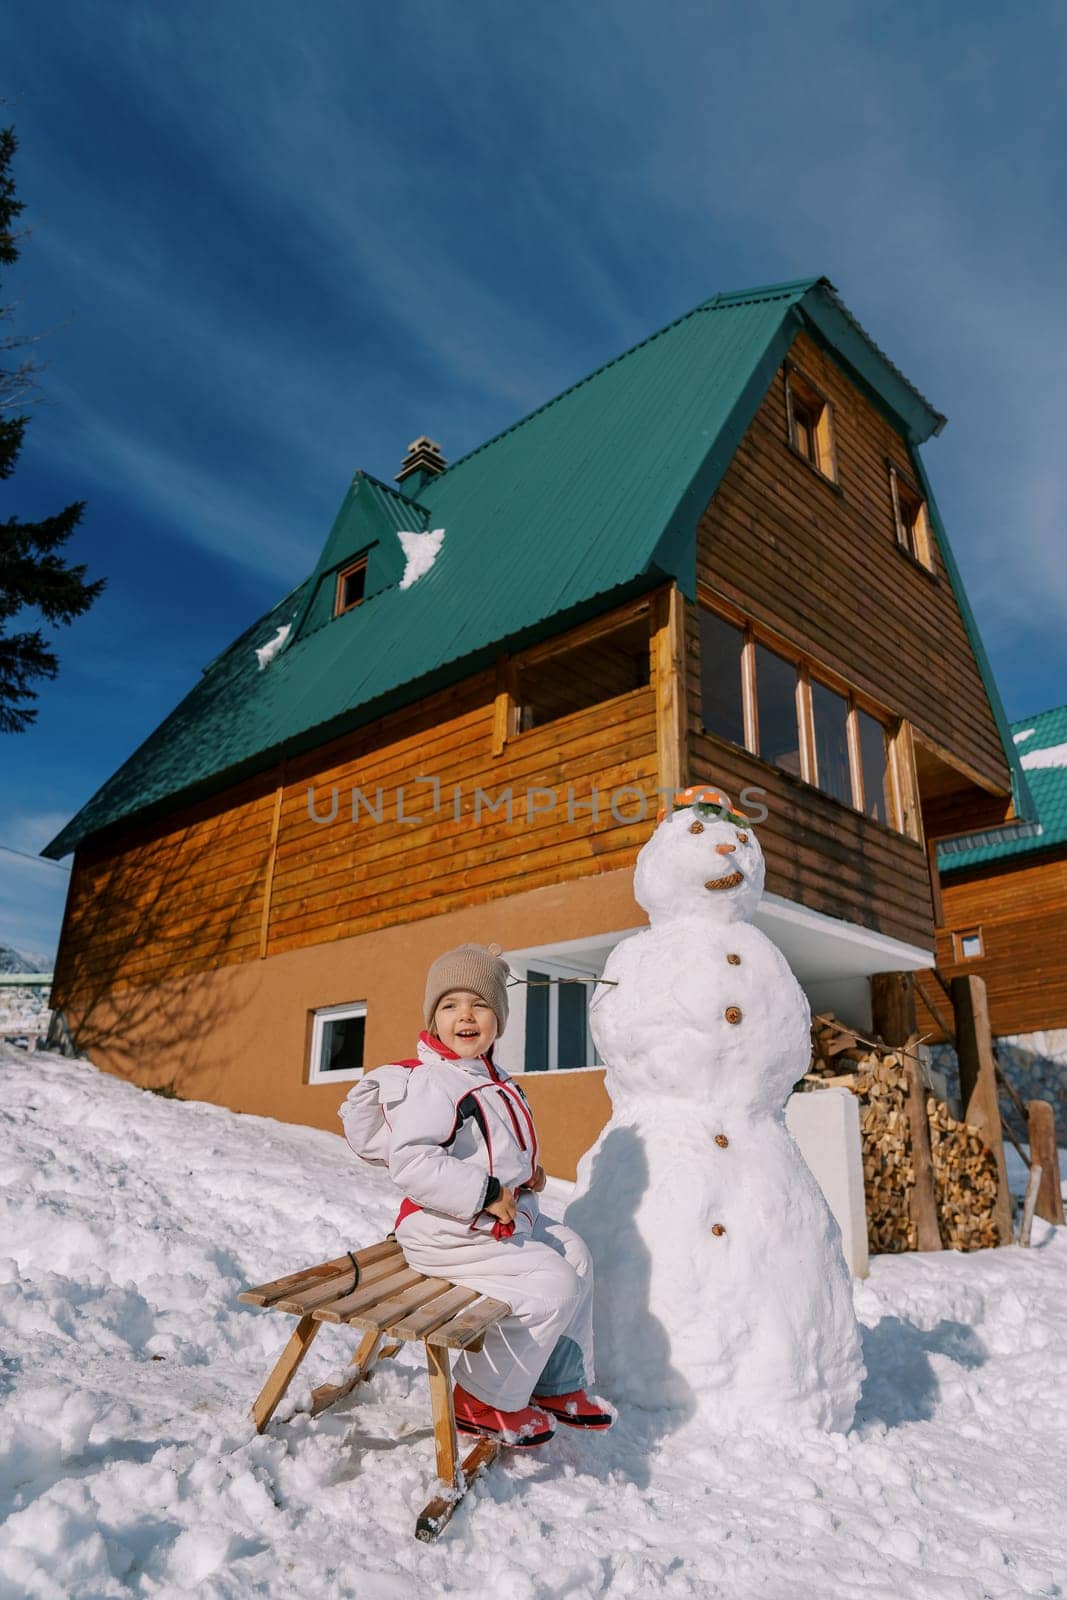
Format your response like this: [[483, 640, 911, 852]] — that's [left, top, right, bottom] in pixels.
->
[[806, 1013, 999, 1253], [927, 1099, 1000, 1251]]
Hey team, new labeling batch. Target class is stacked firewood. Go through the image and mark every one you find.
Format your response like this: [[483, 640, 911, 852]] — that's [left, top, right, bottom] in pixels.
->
[[927, 1099, 999, 1251], [806, 1013, 998, 1253]]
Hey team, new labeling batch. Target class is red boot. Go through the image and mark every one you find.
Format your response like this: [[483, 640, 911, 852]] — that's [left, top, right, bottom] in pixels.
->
[[453, 1384, 556, 1447], [531, 1389, 615, 1430]]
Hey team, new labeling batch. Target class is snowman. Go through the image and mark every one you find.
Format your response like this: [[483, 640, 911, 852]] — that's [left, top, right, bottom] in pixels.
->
[[564, 786, 864, 1433]]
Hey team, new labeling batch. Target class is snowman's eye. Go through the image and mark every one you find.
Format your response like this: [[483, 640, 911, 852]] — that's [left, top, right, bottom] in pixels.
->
[[689, 821, 704, 834], [737, 832, 748, 844]]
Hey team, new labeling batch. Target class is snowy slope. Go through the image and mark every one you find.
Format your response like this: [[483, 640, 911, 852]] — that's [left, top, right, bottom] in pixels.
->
[[1, 1046, 1066, 1599]]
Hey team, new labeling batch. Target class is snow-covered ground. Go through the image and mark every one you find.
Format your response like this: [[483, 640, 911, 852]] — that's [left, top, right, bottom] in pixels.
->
[[2, 1046, 1066, 1599]]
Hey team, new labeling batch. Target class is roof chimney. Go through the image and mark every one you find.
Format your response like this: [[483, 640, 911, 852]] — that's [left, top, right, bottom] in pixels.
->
[[396, 436, 447, 489]]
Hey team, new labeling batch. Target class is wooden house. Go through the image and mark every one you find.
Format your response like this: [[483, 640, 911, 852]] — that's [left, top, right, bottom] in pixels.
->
[[917, 704, 1067, 1130], [43, 277, 1034, 1177]]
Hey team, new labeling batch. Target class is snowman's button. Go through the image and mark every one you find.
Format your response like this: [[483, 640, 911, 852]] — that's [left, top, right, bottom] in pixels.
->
[[714, 1134, 729, 1149], [724, 1006, 743, 1024], [710, 1224, 726, 1237], [727, 953, 741, 966]]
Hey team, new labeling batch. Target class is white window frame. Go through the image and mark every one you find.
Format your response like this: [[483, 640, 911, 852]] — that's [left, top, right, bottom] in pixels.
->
[[954, 929, 984, 962], [519, 957, 603, 1072], [308, 1001, 368, 1085], [495, 938, 616, 1076]]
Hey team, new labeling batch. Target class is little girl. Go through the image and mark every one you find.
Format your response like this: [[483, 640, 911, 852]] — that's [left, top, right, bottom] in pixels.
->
[[383, 942, 612, 1447]]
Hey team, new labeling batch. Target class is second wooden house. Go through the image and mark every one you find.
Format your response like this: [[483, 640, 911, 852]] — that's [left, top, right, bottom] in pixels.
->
[[918, 702, 1066, 1133]]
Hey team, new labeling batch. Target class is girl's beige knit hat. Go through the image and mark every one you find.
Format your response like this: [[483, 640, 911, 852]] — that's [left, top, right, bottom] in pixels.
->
[[424, 942, 510, 1034]]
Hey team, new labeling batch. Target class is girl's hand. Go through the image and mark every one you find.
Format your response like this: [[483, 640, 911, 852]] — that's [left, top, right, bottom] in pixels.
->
[[521, 1165, 546, 1194], [485, 1186, 517, 1224]]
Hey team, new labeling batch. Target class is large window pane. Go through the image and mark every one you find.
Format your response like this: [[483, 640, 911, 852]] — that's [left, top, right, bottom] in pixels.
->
[[699, 609, 746, 748], [557, 980, 587, 1069], [754, 645, 801, 777], [811, 681, 852, 806], [858, 711, 891, 824], [524, 969, 550, 1071]]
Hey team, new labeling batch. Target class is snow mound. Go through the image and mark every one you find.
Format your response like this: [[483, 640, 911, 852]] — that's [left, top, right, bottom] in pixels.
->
[[397, 527, 444, 589], [2, 1045, 1067, 1597]]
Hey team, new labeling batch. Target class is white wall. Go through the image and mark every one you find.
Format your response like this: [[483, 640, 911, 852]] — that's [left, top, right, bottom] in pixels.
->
[[785, 1086, 869, 1278]]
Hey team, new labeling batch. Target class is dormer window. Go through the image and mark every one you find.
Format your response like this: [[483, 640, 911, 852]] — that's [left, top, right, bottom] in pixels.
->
[[889, 464, 934, 572], [785, 366, 837, 483], [335, 557, 368, 616]]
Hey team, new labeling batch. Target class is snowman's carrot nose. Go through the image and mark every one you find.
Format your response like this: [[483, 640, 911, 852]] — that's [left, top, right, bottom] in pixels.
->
[[715, 843, 736, 856]]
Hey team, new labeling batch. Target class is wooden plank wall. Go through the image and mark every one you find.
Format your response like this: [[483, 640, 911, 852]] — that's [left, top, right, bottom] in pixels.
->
[[52, 657, 659, 1000], [51, 773, 280, 1006], [916, 850, 1067, 1039], [701, 331, 1012, 794]]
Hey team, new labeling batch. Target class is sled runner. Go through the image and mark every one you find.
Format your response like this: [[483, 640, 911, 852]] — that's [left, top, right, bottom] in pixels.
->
[[237, 1238, 510, 1541]]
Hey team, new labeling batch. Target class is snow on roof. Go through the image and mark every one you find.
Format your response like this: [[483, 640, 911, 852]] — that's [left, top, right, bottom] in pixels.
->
[[1020, 740, 1067, 770], [255, 623, 292, 670], [397, 526, 445, 590]]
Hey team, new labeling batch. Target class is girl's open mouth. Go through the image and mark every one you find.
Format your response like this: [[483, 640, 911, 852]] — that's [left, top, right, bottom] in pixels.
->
[[704, 871, 744, 891]]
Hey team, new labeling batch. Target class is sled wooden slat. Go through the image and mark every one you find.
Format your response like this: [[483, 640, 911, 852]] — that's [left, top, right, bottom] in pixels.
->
[[313, 1265, 424, 1322], [390, 1284, 482, 1341], [274, 1252, 406, 1315], [343, 1275, 455, 1334], [427, 1295, 512, 1351], [238, 1239, 513, 1542], [238, 1241, 401, 1307]]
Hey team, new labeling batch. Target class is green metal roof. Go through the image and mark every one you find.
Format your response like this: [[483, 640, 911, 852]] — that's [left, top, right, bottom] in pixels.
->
[[938, 704, 1067, 872], [43, 276, 958, 860]]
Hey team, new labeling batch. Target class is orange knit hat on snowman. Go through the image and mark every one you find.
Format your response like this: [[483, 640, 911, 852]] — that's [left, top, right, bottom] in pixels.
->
[[655, 784, 750, 826]]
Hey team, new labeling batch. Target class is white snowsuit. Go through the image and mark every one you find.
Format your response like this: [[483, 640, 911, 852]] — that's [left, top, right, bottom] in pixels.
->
[[384, 1033, 596, 1412]]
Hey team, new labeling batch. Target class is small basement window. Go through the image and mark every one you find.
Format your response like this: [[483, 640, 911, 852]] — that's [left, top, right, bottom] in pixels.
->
[[515, 616, 650, 732], [309, 1002, 367, 1084], [953, 929, 984, 962], [785, 367, 837, 483], [889, 466, 934, 571], [335, 558, 368, 616]]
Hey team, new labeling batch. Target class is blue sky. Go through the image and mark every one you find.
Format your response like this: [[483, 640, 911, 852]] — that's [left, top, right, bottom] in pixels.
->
[[2, 0, 1066, 959]]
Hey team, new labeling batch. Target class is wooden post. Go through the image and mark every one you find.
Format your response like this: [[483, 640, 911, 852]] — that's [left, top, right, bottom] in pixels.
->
[[1019, 1165, 1042, 1247], [870, 972, 942, 1252], [951, 974, 1014, 1246], [258, 763, 286, 960], [491, 655, 516, 756], [1027, 1100, 1065, 1225], [652, 586, 688, 801]]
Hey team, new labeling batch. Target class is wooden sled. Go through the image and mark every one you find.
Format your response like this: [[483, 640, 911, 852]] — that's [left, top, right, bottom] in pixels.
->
[[238, 1238, 510, 1540]]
